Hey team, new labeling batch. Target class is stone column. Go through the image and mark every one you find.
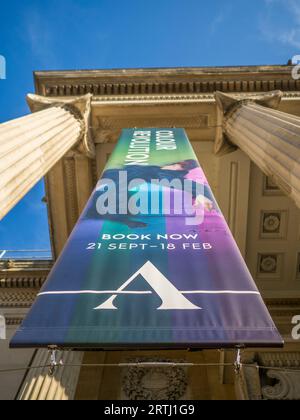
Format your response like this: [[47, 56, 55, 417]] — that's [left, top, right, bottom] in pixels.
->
[[0, 94, 95, 220], [215, 90, 300, 208], [17, 349, 83, 400]]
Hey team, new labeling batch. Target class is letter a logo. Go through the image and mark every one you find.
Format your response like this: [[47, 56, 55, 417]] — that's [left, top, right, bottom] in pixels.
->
[[94, 261, 201, 310]]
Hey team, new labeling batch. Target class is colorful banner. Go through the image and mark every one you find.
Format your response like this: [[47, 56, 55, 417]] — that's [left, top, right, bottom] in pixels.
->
[[11, 129, 283, 349]]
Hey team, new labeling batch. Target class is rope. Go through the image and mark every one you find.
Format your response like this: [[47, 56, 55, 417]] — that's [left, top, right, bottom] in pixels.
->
[[0, 362, 300, 375]]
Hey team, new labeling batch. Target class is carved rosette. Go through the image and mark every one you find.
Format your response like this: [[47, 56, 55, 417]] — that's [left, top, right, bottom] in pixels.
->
[[122, 358, 188, 400]]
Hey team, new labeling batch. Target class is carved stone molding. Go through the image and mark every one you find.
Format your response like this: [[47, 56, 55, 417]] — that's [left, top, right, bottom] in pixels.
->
[[259, 353, 300, 400], [0, 259, 52, 273], [91, 91, 300, 103], [0, 259, 51, 309], [44, 81, 293, 97], [236, 352, 300, 400], [263, 175, 284, 196], [262, 370, 300, 400], [93, 94, 217, 103], [0, 289, 39, 308], [265, 298, 300, 318], [96, 114, 209, 130], [33, 66, 300, 98], [5, 317, 24, 326], [258, 352, 300, 368]]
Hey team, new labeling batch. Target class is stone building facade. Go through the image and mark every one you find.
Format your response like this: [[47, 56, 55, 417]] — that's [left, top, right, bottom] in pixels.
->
[[0, 65, 300, 400]]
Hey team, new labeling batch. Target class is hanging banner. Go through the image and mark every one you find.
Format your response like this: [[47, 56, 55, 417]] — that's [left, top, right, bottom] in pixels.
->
[[11, 128, 283, 349]]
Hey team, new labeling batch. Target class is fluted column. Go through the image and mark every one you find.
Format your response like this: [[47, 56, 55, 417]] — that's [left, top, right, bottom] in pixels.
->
[[0, 94, 95, 220], [17, 350, 83, 400], [215, 90, 300, 208]]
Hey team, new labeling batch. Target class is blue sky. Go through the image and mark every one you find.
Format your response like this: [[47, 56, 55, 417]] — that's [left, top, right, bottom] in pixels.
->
[[0, 0, 300, 255]]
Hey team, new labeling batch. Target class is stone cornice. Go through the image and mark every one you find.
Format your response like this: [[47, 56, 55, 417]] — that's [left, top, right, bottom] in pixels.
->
[[0, 260, 51, 309], [0, 259, 52, 289], [0, 290, 39, 308], [29, 93, 300, 107], [264, 297, 300, 306], [91, 92, 300, 105], [0, 276, 47, 289], [0, 259, 52, 272], [6, 317, 24, 326], [265, 298, 300, 318], [107, 91, 300, 100], [34, 65, 300, 98]]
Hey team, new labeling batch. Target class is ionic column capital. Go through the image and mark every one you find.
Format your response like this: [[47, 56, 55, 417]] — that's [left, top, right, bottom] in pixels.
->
[[214, 90, 283, 155], [27, 93, 95, 158]]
